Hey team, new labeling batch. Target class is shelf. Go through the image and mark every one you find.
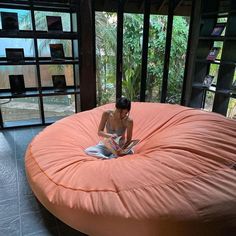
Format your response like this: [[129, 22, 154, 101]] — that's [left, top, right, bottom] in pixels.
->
[[0, 90, 40, 99], [0, 30, 77, 39], [0, 88, 80, 99], [199, 36, 236, 41], [41, 88, 80, 96], [0, 59, 79, 66], [195, 59, 236, 65]]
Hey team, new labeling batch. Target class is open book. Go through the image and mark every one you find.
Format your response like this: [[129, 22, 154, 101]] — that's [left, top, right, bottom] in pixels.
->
[[103, 136, 139, 156]]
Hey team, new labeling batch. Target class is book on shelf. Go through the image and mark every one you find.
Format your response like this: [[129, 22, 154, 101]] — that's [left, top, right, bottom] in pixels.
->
[[103, 136, 139, 156], [202, 75, 214, 88], [46, 16, 63, 32], [5, 48, 24, 62], [9, 74, 26, 95], [1, 12, 19, 31], [49, 44, 65, 61], [206, 47, 221, 61], [211, 23, 226, 36], [52, 75, 67, 92]]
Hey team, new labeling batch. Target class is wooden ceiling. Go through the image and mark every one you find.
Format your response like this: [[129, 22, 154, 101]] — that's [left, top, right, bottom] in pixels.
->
[[93, 0, 193, 16]]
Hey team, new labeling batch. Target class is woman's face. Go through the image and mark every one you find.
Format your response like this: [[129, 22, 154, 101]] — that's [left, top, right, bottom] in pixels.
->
[[119, 109, 129, 119]]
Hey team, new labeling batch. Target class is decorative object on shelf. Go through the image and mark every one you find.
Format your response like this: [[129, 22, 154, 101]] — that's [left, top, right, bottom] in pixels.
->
[[46, 16, 63, 32], [52, 75, 66, 92], [206, 47, 221, 61], [202, 75, 214, 88], [49, 43, 65, 61], [211, 23, 226, 36], [1, 12, 19, 31], [5, 48, 24, 62], [9, 74, 25, 94]]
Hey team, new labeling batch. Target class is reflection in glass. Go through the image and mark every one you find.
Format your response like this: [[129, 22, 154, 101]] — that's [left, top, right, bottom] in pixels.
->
[[204, 91, 215, 112], [0, 38, 35, 57], [122, 13, 143, 101], [37, 39, 72, 57], [1, 97, 41, 123], [167, 16, 190, 104], [34, 11, 70, 31], [227, 98, 236, 119], [0, 8, 32, 30], [43, 95, 75, 122], [95, 12, 117, 105], [146, 15, 167, 102], [0, 65, 37, 89], [40, 65, 74, 87]]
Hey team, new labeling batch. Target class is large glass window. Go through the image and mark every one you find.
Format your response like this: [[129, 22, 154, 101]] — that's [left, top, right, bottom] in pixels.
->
[[122, 13, 143, 101], [43, 95, 75, 122], [0, 9, 32, 30], [0, 65, 37, 89], [167, 16, 190, 104], [1, 97, 41, 125], [37, 39, 72, 58], [95, 12, 117, 105], [146, 15, 167, 102], [40, 65, 74, 87], [34, 11, 70, 32]]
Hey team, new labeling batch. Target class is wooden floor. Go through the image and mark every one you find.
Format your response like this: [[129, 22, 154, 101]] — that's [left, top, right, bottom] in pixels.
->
[[0, 126, 87, 236]]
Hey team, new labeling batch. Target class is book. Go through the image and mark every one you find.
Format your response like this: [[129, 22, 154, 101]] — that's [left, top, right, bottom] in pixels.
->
[[103, 136, 139, 156], [1, 12, 19, 31], [52, 75, 66, 92], [202, 75, 214, 88], [206, 47, 220, 61], [5, 48, 24, 62], [9, 74, 26, 94], [46, 16, 63, 31], [49, 43, 65, 61], [211, 23, 226, 36]]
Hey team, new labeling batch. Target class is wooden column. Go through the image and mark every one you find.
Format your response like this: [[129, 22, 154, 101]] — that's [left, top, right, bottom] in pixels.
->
[[181, 0, 202, 106], [79, 0, 96, 111]]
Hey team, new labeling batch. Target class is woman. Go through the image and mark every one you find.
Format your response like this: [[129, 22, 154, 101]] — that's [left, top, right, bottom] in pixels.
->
[[85, 97, 133, 159]]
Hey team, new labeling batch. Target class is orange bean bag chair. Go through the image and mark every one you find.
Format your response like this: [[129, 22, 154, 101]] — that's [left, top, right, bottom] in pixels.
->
[[25, 103, 236, 236]]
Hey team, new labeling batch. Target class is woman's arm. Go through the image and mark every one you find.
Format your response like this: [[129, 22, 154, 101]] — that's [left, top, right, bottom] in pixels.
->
[[98, 111, 114, 138], [125, 118, 133, 145]]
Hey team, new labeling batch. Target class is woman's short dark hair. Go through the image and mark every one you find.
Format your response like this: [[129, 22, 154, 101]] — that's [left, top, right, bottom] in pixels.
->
[[116, 97, 131, 111]]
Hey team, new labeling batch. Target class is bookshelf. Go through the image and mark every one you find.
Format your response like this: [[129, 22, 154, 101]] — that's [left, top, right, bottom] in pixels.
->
[[189, 0, 236, 118], [0, 1, 80, 128]]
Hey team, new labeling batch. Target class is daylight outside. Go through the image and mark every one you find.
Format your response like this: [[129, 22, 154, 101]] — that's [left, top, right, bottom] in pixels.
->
[[0, 9, 236, 125]]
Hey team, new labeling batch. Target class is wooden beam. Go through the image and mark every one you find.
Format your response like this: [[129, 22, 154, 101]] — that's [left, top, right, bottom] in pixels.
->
[[181, 0, 202, 106], [79, 0, 97, 110], [173, 0, 183, 12], [156, 0, 166, 12]]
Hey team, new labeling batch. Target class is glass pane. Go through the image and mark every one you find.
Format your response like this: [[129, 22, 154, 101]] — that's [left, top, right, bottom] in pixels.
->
[[146, 15, 167, 102], [209, 64, 219, 85], [167, 16, 190, 104], [40, 65, 74, 87], [227, 98, 236, 119], [0, 9, 32, 30], [213, 41, 223, 60], [204, 91, 215, 112], [1, 97, 41, 123], [34, 11, 70, 32], [43, 95, 75, 122], [0, 38, 35, 57], [122, 13, 143, 101], [0, 65, 37, 89], [37, 39, 72, 57], [95, 12, 117, 106]]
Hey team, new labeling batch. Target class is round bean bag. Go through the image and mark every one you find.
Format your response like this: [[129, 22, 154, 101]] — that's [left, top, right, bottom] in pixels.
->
[[25, 103, 236, 236]]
